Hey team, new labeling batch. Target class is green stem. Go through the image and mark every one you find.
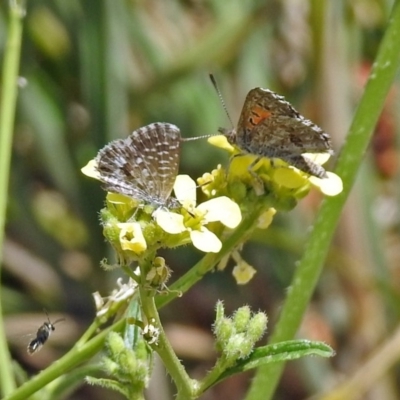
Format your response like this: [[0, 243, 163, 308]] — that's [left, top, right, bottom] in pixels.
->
[[0, 2, 24, 396], [3, 319, 126, 400], [74, 320, 102, 347], [247, 1, 400, 399], [44, 365, 103, 400], [138, 260, 195, 399], [199, 356, 229, 394]]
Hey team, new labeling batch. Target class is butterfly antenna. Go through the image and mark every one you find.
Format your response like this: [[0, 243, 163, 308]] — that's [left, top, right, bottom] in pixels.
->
[[182, 74, 233, 142], [182, 134, 213, 142], [209, 73, 234, 129]]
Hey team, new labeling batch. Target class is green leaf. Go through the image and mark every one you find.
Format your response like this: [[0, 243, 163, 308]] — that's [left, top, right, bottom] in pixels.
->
[[209, 340, 334, 389], [85, 377, 130, 399]]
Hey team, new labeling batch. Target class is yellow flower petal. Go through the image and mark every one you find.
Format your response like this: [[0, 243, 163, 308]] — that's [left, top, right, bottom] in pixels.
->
[[273, 168, 307, 188], [309, 172, 343, 196], [118, 222, 147, 254], [106, 192, 137, 206], [230, 154, 261, 176], [154, 209, 185, 234], [190, 228, 222, 253], [197, 197, 242, 228], [208, 135, 235, 152], [232, 261, 257, 285], [81, 159, 101, 180], [174, 174, 197, 209]]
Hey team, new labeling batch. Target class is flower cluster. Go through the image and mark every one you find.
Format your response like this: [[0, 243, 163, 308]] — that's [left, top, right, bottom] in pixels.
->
[[208, 135, 343, 199], [213, 301, 267, 367], [154, 175, 241, 253], [82, 130, 342, 284], [194, 135, 343, 283], [81, 161, 242, 257]]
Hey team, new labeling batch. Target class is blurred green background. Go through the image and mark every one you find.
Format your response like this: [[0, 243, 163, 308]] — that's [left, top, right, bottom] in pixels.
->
[[1, 0, 399, 399]]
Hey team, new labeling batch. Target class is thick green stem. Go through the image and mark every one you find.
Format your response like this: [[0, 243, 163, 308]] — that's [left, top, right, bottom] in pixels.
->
[[0, 2, 24, 395], [246, 1, 400, 399]]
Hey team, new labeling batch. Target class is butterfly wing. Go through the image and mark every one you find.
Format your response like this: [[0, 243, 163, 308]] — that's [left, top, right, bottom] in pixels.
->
[[96, 123, 181, 206], [236, 88, 332, 157]]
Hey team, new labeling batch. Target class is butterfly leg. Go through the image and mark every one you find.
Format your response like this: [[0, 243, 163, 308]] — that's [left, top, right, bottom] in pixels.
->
[[227, 153, 241, 176], [124, 205, 141, 223], [247, 157, 265, 196], [228, 154, 265, 196]]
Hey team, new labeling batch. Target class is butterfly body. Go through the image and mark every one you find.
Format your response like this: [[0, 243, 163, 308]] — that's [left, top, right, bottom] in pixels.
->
[[221, 88, 333, 178]]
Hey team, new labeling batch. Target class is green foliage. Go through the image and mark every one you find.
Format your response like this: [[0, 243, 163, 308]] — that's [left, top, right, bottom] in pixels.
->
[[1, 1, 400, 400], [86, 331, 151, 400]]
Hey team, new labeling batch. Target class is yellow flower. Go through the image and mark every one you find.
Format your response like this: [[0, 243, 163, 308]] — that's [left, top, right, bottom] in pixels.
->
[[208, 135, 235, 153], [155, 175, 242, 253], [117, 222, 147, 254], [232, 260, 257, 285], [197, 164, 226, 198], [208, 135, 343, 197]]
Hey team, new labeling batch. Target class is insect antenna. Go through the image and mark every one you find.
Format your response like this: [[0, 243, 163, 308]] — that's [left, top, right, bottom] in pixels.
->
[[181, 74, 233, 142], [209, 73, 234, 129], [26, 311, 66, 355], [43, 309, 65, 326], [52, 318, 66, 325]]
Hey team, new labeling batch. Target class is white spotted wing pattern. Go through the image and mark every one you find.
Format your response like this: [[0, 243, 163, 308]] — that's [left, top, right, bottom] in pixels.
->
[[95, 123, 181, 208]]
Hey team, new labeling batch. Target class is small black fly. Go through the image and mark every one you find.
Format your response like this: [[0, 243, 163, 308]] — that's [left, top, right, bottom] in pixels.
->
[[27, 311, 65, 355]]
